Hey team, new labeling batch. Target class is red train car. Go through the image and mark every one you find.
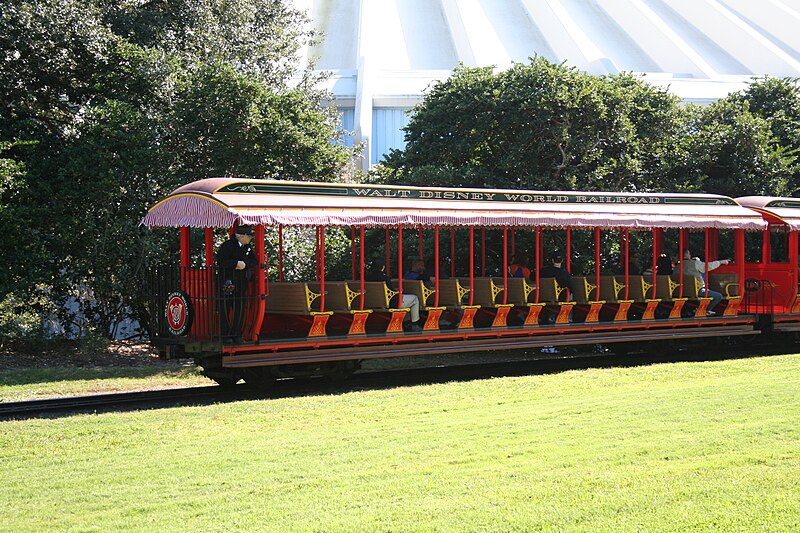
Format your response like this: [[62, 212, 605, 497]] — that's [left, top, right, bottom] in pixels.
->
[[142, 178, 797, 386]]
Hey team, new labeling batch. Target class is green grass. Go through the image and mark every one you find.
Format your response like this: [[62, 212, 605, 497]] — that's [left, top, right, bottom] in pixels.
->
[[0, 367, 207, 402], [1, 354, 799, 531]]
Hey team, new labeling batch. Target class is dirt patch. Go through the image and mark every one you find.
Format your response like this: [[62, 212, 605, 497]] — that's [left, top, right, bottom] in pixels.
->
[[0, 341, 192, 371]]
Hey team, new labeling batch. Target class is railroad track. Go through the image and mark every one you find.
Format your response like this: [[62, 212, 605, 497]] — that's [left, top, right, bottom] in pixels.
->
[[0, 386, 259, 420], [1, 343, 790, 420]]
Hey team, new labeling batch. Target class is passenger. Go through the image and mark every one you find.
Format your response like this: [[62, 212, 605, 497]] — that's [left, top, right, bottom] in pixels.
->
[[508, 255, 531, 279], [367, 261, 422, 332], [617, 252, 641, 275], [681, 249, 730, 315], [539, 253, 577, 298], [403, 259, 427, 281], [216, 224, 258, 344], [656, 253, 674, 275], [627, 252, 641, 275], [644, 253, 673, 276]]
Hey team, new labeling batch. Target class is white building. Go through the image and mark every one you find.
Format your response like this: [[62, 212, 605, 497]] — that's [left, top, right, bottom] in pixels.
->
[[291, 0, 800, 170]]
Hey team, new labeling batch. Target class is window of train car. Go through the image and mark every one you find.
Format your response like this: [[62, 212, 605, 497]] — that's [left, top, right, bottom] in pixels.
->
[[770, 226, 790, 263], [745, 231, 763, 263]]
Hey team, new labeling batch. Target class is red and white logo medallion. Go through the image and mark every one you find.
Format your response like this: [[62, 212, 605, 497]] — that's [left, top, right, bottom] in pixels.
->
[[165, 291, 192, 336]]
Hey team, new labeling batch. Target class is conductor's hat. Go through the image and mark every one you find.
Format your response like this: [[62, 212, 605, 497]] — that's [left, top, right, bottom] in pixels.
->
[[235, 225, 254, 236]]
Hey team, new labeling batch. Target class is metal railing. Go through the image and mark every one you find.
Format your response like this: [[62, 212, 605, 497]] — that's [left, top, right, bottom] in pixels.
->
[[145, 266, 261, 342]]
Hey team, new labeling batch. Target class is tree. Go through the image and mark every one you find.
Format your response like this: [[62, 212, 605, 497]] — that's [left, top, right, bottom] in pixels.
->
[[1, 0, 357, 338], [673, 99, 793, 198], [380, 57, 684, 193], [728, 76, 800, 193]]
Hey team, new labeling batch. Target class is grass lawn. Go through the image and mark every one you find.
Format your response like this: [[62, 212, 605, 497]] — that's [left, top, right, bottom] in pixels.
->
[[1, 353, 799, 531]]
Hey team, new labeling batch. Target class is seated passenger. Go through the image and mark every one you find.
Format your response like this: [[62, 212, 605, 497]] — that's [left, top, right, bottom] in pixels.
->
[[404, 259, 427, 281], [367, 261, 422, 331], [539, 253, 577, 297], [681, 249, 730, 315], [656, 253, 674, 275], [508, 255, 531, 279]]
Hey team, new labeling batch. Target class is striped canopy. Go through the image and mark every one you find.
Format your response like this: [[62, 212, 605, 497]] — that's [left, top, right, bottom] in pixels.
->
[[737, 196, 800, 230], [141, 178, 767, 231]]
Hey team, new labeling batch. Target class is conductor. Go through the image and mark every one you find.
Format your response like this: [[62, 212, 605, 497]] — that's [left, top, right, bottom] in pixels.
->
[[217, 225, 258, 344]]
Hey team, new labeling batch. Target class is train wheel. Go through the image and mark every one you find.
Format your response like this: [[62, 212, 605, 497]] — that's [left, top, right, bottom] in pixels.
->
[[243, 368, 276, 391], [210, 376, 240, 388], [324, 360, 362, 382]]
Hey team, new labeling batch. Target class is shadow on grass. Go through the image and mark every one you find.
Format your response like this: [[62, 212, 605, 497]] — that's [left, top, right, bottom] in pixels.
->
[[0, 366, 195, 387]]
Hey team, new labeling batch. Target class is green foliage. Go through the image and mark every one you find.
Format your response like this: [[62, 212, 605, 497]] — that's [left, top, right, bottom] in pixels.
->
[[673, 99, 793, 197], [382, 58, 685, 192], [0, 292, 50, 351], [1, 0, 356, 338], [379, 58, 797, 198]]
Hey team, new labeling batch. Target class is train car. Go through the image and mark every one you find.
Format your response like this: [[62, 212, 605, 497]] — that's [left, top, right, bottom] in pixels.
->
[[142, 178, 792, 386], [736, 196, 800, 331]]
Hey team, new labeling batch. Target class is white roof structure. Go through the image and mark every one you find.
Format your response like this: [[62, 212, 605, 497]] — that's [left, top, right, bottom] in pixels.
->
[[291, 0, 800, 169]]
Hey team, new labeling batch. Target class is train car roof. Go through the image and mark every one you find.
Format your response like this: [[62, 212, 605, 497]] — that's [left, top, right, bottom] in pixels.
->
[[736, 196, 800, 229], [142, 178, 767, 230]]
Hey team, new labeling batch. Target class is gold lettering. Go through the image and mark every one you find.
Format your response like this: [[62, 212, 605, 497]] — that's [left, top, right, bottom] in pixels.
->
[[443, 191, 455, 199], [484, 193, 495, 200], [419, 191, 434, 199], [398, 190, 412, 198], [505, 194, 520, 201], [533, 195, 546, 203], [353, 189, 370, 196]]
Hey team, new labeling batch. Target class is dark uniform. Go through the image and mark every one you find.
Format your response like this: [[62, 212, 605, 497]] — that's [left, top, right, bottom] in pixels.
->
[[216, 227, 258, 343]]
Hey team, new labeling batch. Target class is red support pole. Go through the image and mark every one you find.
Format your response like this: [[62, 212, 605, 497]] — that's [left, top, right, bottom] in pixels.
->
[[180, 227, 190, 292], [385, 228, 391, 278], [278, 224, 284, 282], [503, 226, 508, 304], [351, 227, 357, 280], [595, 227, 601, 297], [359, 226, 366, 310], [419, 227, 424, 261], [481, 227, 486, 276], [535, 227, 541, 303], [450, 227, 456, 277], [651, 229, 657, 297], [315, 227, 321, 281], [704, 228, 710, 296], [397, 225, 404, 303], [180, 227, 190, 268], [204, 228, 214, 268], [679, 229, 685, 298], [566, 226, 572, 300], [469, 226, 475, 305], [319, 226, 326, 311], [434, 225, 440, 307], [624, 228, 630, 300]]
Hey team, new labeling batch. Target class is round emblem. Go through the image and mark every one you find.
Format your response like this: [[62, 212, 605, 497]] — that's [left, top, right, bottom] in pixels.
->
[[165, 291, 193, 336]]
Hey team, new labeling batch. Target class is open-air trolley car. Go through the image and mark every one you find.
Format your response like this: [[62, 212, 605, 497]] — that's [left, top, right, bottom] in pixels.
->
[[142, 178, 800, 386]]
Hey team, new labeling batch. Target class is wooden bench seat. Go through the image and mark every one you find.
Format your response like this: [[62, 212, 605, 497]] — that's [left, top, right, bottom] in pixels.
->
[[571, 276, 605, 323], [265, 282, 332, 337], [266, 282, 321, 314], [458, 277, 504, 307], [307, 281, 361, 313], [504, 277, 537, 305]]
